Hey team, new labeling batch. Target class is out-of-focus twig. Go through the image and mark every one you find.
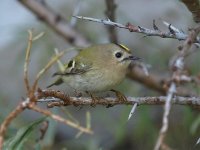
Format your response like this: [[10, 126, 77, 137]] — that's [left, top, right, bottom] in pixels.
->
[[18, 0, 89, 46], [28, 104, 93, 134], [32, 50, 66, 95], [154, 83, 176, 150], [181, 0, 200, 23], [154, 26, 200, 150], [24, 30, 33, 93], [104, 0, 118, 43], [70, 0, 82, 27], [0, 103, 25, 149], [37, 120, 49, 141], [128, 65, 197, 96]]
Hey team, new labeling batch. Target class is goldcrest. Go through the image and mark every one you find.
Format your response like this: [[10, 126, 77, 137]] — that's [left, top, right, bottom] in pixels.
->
[[48, 43, 140, 92]]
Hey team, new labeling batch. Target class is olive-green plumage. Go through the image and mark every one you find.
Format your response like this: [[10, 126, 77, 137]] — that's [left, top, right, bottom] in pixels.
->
[[48, 43, 139, 92]]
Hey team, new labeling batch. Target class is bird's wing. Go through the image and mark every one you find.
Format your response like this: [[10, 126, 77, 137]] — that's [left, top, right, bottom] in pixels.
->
[[53, 56, 93, 76], [67, 57, 92, 74]]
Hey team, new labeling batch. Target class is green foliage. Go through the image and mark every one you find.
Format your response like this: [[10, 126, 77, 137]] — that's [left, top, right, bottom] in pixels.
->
[[191, 115, 200, 135], [3, 117, 47, 150]]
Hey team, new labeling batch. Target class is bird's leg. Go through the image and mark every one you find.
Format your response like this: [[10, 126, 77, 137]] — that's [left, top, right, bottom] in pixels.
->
[[110, 89, 128, 102], [85, 91, 99, 107], [74, 89, 82, 98]]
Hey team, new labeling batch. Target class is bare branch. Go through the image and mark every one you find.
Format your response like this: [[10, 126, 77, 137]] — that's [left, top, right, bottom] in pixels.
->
[[154, 26, 200, 150], [104, 0, 118, 43], [18, 0, 89, 46], [129, 65, 197, 96], [32, 50, 66, 95], [36, 89, 200, 108], [154, 83, 176, 150], [0, 30, 92, 149], [70, 0, 82, 27], [74, 16, 200, 44], [24, 30, 33, 93], [0, 103, 25, 149], [18, 0, 198, 96], [28, 104, 93, 134], [37, 120, 49, 141], [181, 0, 200, 23]]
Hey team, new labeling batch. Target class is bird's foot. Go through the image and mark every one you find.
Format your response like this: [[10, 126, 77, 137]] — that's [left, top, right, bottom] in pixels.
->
[[74, 90, 82, 98], [85, 91, 99, 107], [110, 89, 127, 102]]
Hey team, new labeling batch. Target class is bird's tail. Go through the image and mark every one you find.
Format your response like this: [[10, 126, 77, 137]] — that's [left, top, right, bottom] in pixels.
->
[[46, 78, 63, 88]]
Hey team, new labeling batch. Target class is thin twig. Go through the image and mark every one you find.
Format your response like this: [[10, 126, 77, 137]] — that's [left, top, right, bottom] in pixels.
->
[[24, 30, 33, 94], [154, 26, 200, 150], [28, 104, 93, 134], [154, 83, 176, 150], [70, 0, 82, 27], [0, 29, 92, 149], [32, 51, 66, 95], [37, 120, 49, 141], [0, 103, 25, 149], [127, 65, 197, 96]]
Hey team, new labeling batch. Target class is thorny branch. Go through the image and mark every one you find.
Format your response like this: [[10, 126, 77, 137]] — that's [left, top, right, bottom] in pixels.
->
[[154, 26, 200, 150], [3, 2, 200, 149], [36, 89, 200, 108], [17, 0, 198, 97], [28, 104, 92, 134], [73, 16, 200, 44]]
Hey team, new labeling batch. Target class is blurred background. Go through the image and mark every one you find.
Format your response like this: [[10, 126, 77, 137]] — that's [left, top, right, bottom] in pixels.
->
[[0, 0, 200, 149]]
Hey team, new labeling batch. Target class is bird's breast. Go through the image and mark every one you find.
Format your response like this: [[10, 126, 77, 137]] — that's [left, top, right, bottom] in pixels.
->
[[62, 67, 126, 92]]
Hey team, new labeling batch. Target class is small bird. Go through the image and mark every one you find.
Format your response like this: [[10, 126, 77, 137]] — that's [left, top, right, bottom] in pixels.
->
[[47, 43, 140, 98]]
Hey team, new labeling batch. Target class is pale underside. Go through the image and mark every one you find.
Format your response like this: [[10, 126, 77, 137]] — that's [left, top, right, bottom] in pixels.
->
[[62, 67, 126, 92]]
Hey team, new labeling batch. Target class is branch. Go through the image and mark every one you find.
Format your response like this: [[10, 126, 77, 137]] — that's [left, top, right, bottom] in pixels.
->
[[18, 1, 198, 96], [32, 50, 66, 95], [73, 16, 200, 44], [18, 0, 89, 46], [0, 30, 92, 149], [28, 104, 93, 134], [0, 104, 25, 149], [181, 0, 200, 23], [127, 64, 197, 96], [154, 26, 200, 150], [104, 0, 118, 43], [24, 30, 32, 93], [36, 89, 200, 108], [154, 83, 176, 150]]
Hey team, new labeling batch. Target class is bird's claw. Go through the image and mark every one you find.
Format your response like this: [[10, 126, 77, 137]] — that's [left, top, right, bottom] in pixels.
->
[[86, 91, 99, 107], [110, 89, 128, 102]]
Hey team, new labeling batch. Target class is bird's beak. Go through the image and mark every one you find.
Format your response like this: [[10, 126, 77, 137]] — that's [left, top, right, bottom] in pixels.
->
[[123, 55, 141, 61]]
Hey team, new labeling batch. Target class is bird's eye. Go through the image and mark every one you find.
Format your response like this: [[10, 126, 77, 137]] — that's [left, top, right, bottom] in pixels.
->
[[115, 52, 122, 58]]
